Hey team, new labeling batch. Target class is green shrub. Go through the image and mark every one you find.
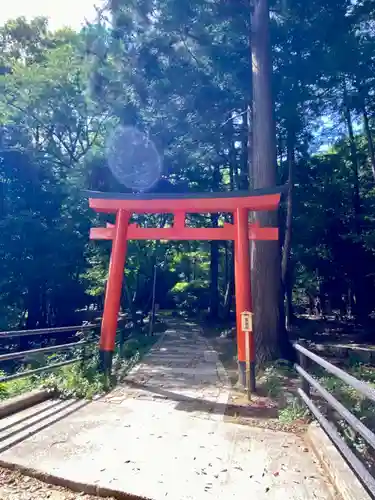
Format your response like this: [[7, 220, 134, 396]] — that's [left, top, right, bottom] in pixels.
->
[[0, 370, 40, 400], [263, 366, 283, 398], [0, 326, 163, 401], [168, 280, 210, 311], [279, 395, 308, 423]]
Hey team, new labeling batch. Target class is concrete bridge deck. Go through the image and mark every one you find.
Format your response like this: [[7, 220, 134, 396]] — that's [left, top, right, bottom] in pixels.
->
[[0, 321, 336, 499]]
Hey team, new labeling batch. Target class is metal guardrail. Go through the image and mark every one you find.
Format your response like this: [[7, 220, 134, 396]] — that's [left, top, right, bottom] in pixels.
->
[[0, 323, 99, 383], [0, 324, 95, 339], [295, 342, 375, 496]]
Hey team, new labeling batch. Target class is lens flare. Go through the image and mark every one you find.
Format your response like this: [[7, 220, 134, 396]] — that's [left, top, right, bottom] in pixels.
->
[[106, 125, 162, 191]]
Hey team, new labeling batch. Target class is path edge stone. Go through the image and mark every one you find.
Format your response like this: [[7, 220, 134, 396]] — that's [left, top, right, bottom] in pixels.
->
[[0, 389, 54, 419], [0, 459, 151, 500], [197, 324, 231, 420], [306, 422, 371, 500]]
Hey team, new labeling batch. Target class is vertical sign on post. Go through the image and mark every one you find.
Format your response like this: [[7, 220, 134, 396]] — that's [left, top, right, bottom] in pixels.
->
[[241, 311, 253, 401]]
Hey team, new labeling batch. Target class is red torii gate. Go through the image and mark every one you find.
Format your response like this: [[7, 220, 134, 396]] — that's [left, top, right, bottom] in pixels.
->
[[87, 188, 282, 387]]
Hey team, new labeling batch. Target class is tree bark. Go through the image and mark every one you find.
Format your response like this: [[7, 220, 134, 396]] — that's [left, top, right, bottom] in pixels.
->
[[209, 214, 220, 319], [362, 105, 375, 182], [241, 105, 251, 189], [281, 133, 294, 330], [123, 282, 138, 325], [251, 0, 290, 363], [343, 87, 368, 321], [343, 87, 361, 225], [26, 283, 41, 330], [227, 118, 240, 190], [223, 242, 234, 319], [284, 267, 294, 330], [24, 282, 42, 350], [281, 138, 293, 286]]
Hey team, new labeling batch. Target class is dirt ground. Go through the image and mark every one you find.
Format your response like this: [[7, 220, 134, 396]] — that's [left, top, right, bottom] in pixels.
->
[[0, 468, 115, 500]]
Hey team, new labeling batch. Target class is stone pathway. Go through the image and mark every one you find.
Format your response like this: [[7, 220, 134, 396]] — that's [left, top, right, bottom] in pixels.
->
[[0, 320, 336, 500], [103, 321, 230, 419]]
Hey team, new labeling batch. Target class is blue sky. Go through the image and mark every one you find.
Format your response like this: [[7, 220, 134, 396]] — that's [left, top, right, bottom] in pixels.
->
[[0, 0, 98, 30]]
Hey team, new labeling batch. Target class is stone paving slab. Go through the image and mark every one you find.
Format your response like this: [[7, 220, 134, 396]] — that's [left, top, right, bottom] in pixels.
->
[[0, 321, 335, 500]]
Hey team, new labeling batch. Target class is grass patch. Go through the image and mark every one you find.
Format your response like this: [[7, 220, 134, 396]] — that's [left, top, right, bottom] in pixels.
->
[[0, 372, 37, 400], [278, 394, 308, 423], [261, 364, 287, 398], [260, 360, 309, 424]]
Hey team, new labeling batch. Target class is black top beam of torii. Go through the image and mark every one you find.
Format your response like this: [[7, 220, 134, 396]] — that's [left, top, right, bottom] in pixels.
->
[[83, 184, 288, 201]]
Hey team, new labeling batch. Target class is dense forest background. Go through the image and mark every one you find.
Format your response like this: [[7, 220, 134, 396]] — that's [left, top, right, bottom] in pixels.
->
[[1, 0, 375, 363]]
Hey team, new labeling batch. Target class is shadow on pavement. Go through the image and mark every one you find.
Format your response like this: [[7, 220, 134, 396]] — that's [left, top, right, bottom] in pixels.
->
[[0, 399, 90, 454], [0, 399, 64, 434], [124, 379, 278, 419]]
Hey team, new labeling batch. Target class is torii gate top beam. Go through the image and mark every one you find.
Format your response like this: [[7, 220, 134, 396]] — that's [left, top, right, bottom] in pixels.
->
[[85, 186, 285, 214]]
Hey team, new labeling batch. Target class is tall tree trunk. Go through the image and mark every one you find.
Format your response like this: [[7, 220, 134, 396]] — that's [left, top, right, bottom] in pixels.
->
[[284, 267, 294, 330], [281, 137, 293, 285], [40, 281, 48, 327], [209, 214, 220, 319], [224, 241, 229, 286], [122, 282, 138, 325], [343, 86, 361, 224], [343, 87, 367, 321], [224, 148, 236, 320], [277, 134, 283, 172], [24, 282, 42, 350], [223, 242, 234, 319], [281, 132, 295, 329], [26, 283, 41, 330], [241, 105, 251, 189], [227, 118, 239, 190], [208, 164, 221, 319], [229, 154, 235, 191], [251, 0, 291, 363], [362, 105, 375, 182]]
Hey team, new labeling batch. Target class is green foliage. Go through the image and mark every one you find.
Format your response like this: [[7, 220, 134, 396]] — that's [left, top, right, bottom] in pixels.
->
[[262, 366, 284, 399], [261, 361, 309, 423], [0, 371, 38, 400], [43, 358, 108, 399], [278, 397, 307, 424], [170, 280, 210, 311]]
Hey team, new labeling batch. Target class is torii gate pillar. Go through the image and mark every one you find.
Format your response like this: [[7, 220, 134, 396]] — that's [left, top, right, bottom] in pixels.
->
[[99, 209, 130, 371], [234, 207, 254, 389]]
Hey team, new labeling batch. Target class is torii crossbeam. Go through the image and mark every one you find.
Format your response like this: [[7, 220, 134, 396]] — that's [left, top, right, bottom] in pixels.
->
[[86, 187, 283, 388]]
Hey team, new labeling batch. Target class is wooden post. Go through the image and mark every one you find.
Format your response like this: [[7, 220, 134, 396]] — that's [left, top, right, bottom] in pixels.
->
[[241, 311, 253, 400], [99, 209, 130, 374]]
